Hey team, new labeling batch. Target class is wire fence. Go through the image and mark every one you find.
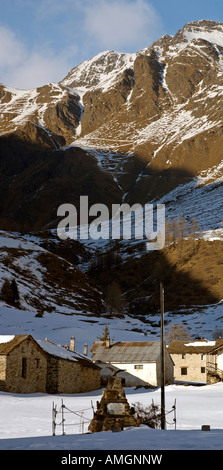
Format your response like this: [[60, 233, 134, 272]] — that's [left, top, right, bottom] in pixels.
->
[[52, 399, 94, 436], [155, 398, 177, 429], [52, 398, 176, 436], [164, 399, 177, 429]]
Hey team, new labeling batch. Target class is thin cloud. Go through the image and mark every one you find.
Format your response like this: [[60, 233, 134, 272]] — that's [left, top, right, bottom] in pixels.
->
[[0, 1, 163, 89], [82, 0, 163, 50], [0, 25, 73, 89], [0, 25, 26, 68]]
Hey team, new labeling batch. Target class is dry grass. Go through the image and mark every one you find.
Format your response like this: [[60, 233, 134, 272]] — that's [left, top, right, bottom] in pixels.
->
[[88, 239, 223, 316]]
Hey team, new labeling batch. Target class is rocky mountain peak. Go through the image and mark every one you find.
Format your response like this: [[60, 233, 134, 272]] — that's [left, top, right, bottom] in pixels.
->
[[0, 20, 223, 190], [60, 50, 135, 92], [165, 20, 223, 55]]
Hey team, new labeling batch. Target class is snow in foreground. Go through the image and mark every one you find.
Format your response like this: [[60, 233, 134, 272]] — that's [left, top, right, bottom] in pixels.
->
[[0, 382, 223, 450]]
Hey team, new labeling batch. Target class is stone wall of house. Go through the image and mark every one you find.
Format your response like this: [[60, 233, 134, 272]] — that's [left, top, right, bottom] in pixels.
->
[[5, 339, 48, 393], [57, 360, 82, 394], [46, 356, 59, 394], [207, 373, 221, 385], [80, 366, 101, 393], [0, 356, 7, 391], [171, 353, 207, 383], [47, 357, 100, 394]]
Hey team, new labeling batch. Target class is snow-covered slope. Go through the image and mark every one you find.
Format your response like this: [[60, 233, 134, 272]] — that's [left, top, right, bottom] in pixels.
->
[[0, 231, 104, 316], [0, 82, 82, 146], [61, 50, 136, 93]]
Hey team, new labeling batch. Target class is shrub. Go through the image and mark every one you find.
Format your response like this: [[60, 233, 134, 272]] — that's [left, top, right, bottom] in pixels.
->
[[132, 401, 161, 429]]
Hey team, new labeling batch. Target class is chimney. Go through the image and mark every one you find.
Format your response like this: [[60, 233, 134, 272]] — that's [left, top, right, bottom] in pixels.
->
[[84, 343, 88, 356], [70, 336, 75, 352], [106, 334, 110, 348]]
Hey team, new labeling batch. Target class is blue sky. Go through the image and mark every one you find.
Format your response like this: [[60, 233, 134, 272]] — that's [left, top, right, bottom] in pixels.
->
[[0, 0, 222, 89]]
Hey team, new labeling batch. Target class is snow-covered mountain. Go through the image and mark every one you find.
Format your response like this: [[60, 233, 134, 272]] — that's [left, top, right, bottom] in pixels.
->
[[1, 21, 223, 205], [0, 20, 222, 331]]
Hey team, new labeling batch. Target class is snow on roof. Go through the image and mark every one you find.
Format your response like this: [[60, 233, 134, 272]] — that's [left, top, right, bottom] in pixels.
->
[[168, 340, 220, 354], [37, 340, 79, 362], [0, 335, 15, 344], [37, 339, 98, 369], [185, 341, 215, 347]]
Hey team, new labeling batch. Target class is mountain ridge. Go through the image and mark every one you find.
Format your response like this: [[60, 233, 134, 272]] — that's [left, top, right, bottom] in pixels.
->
[[0, 20, 222, 329], [0, 19, 222, 230]]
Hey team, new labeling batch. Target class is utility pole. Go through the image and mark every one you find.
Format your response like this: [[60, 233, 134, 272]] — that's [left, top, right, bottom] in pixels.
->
[[160, 282, 166, 430]]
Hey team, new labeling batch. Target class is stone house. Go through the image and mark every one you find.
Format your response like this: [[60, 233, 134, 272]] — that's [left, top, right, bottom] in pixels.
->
[[0, 334, 100, 394], [204, 338, 223, 384], [0, 335, 48, 393], [168, 338, 223, 384], [91, 338, 174, 387], [39, 338, 101, 394]]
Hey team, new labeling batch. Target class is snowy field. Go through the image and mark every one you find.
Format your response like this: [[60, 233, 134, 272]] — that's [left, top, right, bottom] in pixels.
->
[[0, 383, 223, 451]]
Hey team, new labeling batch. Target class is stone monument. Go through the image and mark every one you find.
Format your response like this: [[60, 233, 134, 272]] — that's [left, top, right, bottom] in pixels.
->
[[88, 376, 139, 433]]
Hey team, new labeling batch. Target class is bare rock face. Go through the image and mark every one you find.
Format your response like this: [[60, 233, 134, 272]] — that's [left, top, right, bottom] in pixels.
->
[[80, 68, 135, 135], [0, 83, 82, 147], [59, 20, 223, 178], [1, 20, 223, 169]]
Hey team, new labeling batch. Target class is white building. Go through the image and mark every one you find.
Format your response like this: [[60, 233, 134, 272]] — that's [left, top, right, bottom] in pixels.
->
[[90, 338, 174, 387]]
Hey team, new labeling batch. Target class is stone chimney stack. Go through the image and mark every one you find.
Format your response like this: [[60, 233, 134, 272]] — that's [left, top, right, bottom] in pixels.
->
[[106, 334, 110, 348], [84, 343, 88, 356], [70, 336, 75, 352]]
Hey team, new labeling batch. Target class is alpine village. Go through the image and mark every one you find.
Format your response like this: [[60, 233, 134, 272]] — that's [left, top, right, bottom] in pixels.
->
[[0, 18, 223, 452]]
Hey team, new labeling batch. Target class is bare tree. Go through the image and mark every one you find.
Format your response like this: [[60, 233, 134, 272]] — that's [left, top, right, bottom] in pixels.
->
[[189, 218, 200, 254], [103, 281, 123, 316], [165, 322, 192, 344]]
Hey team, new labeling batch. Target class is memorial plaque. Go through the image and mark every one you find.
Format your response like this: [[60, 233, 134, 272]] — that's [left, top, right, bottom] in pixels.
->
[[107, 402, 125, 415]]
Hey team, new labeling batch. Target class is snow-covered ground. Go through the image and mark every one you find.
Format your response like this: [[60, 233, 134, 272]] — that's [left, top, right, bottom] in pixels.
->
[[0, 301, 223, 355], [0, 383, 223, 450], [0, 304, 223, 451]]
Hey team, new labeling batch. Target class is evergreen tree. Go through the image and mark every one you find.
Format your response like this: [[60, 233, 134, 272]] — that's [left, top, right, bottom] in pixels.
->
[[0, 278, 20, 307], [97, 324, 110, 341]]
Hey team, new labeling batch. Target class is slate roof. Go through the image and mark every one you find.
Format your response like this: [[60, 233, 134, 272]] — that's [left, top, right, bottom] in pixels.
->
[[0, 335, 99, 369], [38, 339, 100, 370], [0, 334, 47, 357], [91, 341, 161, 363]]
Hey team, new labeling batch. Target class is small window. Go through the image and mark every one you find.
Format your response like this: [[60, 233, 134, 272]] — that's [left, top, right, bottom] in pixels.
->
[[201, 367, 205, 374], [201, 354, 205, 360], [181, 367, 187, 376], [182, 353, 186, 359], [35, 358, 40, 368], [134, 365, 143, 370], [22, 358, 27, 378]]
